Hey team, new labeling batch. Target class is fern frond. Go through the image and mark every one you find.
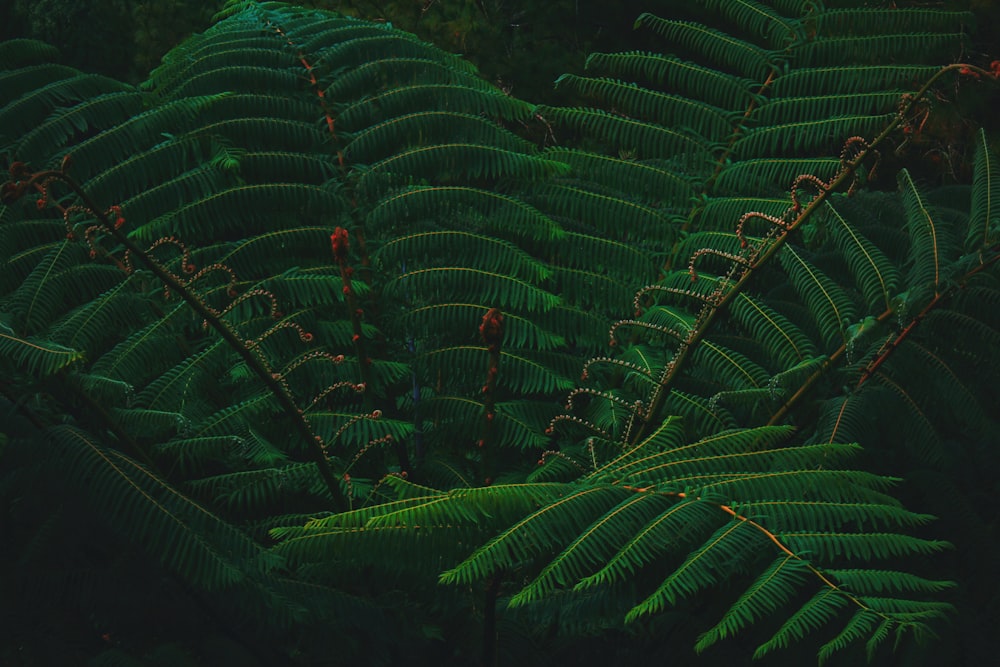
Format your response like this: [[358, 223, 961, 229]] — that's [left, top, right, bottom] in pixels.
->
[[130, 182, 349, 244], [418, 345, 575, 395], [694, 555, 812, 652], [694, 0, 804, 47], [574, 497, 723, 590], [508, 492, 674, 606], [634, 14, 777, 79], [314, 33, 476, 76], [0, 63, 78, 107], [817, 609, 883, 664], [532, 183, 680, 244], [814, 8, 975, 35], [966, 128, 1000, 251], [626, 518, 765, 619], [358, 144, 569, 190], [14, 91, 143, 165], [324, 57, 495, 101], [542, 148, 697, 200], [733, 113, 894, 156], [770, 64, 940, 97], [584, 51, 757, 110], [753, 588, 848, 658], [754, 91, 903, 125], [714, 157, 841, 194], [552, 74, 734, 140], [780, 530, 951, 561], [49, 277, 154, 358], [5, 242, 122, 334], [0, 321, 83, 376], [796, 33, 968, 67], [778, 244, 857, 347], [337, 84, 533, 131], [400, 303, 566, 351], [547, 266, 635, 312], [366, 185, 564, 242], [0, 38, 61, 69], [691, 339, 771, 390], [740, 499, 933, 532], [375, 231, 551, 283], [729, 290, 817, 369], [661, 389, 739, 437], [46, 425, 278, 589], [537, 105, 711, 159], [93, 305, 202, 387], [825, 568, 955, 595], [187, 462, 329, 512], [898, 169, 957, 294], [439, 485, 631, 585], [71, 96, 297, 183], [556, 231, 656, 282], [825, 199, 900, 310], [345, 110, 533, 163], [169, 65, 302, 99], [382, 267, 559, 312], [0, 73, 133, 140]]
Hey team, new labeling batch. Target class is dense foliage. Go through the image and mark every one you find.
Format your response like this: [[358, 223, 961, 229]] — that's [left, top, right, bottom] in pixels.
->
[[1, 1, 998, 665]]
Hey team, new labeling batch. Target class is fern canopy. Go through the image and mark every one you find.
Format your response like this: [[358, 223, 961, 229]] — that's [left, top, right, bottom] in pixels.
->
[[1, 0, 996, 665]]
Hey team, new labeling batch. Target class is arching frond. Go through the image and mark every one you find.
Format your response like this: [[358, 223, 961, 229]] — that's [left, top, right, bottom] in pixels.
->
[[553, 74, 734, 140], [344, 110, 534, 163], [634, 14, 777, 79], [778, 244, 857, 347], [538, 105, 711, 159], [542, 148, 698, 201], [45, 425, 279, 589], [0, 321, 83, 376], [825, 199, 900, 310], [357, 143, 569, 191], [584, 51, 757, 110], [965, 128, 1000, 251], [366, 185, 564, 242]]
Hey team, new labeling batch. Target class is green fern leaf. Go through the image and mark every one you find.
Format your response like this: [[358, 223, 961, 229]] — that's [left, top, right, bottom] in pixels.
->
[[778, 244, 857, 347], [694, 555, 812, 653], [584, 51, 757, 110], [537, 105, 711, 159], [553, 74, 734, 140], [383, 266, 559, 312], [814, 8, 975, 35], [825, 199, 900, 310], [543, 148, 697, 201], [338, 83, 533, 131], [770, 65, 939, 97], [0, 320, 83, 376], [46, 425, 278, 589], [358, 144, 569, 191], [0, 73, 133, 140], [753, 588, 849, 658], [714, 158, 841, 194], [367, 185, 564, 242], [966, 127, 1000, 250], [0, 38, 61, 69], [626, 518, 764, 620], [634, 14, 777, 79], [324, 57, 493, 101], [439, 485, 630, 586], [695, 0, 804, 47], [345, 110, 533, 163], [733, 113, 894, 156]]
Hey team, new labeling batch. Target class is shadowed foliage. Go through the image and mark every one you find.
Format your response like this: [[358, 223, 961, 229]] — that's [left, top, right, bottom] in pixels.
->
[[1, 1, 998, 665]]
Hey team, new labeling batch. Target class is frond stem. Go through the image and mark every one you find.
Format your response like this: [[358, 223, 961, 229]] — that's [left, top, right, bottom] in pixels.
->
[[630, 67, 976, 446], [20, 167, 349, 511]]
